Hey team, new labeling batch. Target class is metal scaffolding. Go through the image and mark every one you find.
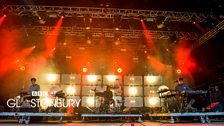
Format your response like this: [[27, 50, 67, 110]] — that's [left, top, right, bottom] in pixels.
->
[[192, 19, 224, 49], [1, 5, 214, 22], [26, 26, 199, 40]]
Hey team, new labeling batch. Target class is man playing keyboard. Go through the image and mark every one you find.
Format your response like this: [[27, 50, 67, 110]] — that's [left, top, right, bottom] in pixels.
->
[[175, 78, 197, 112]]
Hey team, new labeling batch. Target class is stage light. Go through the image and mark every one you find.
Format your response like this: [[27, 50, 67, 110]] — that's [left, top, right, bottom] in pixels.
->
[[117, 68, 122, 73], [107, 75, 116, 82], [86, 27, 91, 30], [38, 16, 46, 24], [129, 87, 137, 96], [130, 100, 136, 103], [87, 97, 94, 107], [66, 86, 76, 95], [47, 74, 57, 82], [20, 66, 25, 71], [82, 67, 88, 73], [86, 38, 91, 44], [156, 16, 169, 29], [114, 38, 120, 45], [157, 23, 165, 29], [70, 75, 76, 80], [177, 69, 182, 74], [192, 21, 206, 33], [115, 27, 120, 31], [129, 76, 135, 81], [3, 14, 7, 17], [87, 75, 97, 82], [146, 76, 156, 83], [139, 16, 144, 22], [148, 97, 158, 106]]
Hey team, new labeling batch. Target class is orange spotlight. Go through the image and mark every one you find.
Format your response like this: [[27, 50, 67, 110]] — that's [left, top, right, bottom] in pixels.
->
[[61, 16, 64, 19], [20, 66, 25, 71], [44, 16, 63, 57], [117, 67, 122, 73], [176, 69, 182, 74], [82, 67, 88, 73]]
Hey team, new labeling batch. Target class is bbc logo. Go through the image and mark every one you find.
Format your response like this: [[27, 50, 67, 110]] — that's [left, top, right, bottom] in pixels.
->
[[32, 91, 48, 96]]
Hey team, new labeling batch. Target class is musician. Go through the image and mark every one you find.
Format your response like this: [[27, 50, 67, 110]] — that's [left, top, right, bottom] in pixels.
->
[[175, 78, 192, 92], [212, 86, 222, 103], [175, 78, 197, 111], [103, 86, 115, 106], [207, 86, 223, 111], [27, 77, 40, 112], [28, 77, 40, 95]]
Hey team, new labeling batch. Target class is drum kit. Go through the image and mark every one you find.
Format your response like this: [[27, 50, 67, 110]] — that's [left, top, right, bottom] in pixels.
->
[[92, 86, 124, 114]]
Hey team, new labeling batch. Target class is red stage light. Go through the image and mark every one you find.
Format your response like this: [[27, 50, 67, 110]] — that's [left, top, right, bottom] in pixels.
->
[[61, 16, 64, 19], [82, 67, 88, 73], [117, 68, 122, 73], [193, 21, 206, 33], [0, 14, 7, 25], [3, 15, 7, 17], [176, 69, 182, 74]]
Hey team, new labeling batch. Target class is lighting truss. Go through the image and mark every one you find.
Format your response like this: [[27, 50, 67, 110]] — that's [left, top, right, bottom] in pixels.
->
[[1, 5, 214, 22], [26, 26, 199, 40], [192, 19, 224, 49]]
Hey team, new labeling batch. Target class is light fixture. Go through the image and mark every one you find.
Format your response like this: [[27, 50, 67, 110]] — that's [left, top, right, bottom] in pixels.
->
[[149, 97, 158, 106], [66, 87, 76, 95], [47, 74, 57, 82], [107, 75, 116, 82], [146, 76, 156, 83], [117, 68, 122, 73], [177, 69, 182, 74], [87, 75, 97, 82], [82, 67, 88, 73], [129, 87, 137, 96]]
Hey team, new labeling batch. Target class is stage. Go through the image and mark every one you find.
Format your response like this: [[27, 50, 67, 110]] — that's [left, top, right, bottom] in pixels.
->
[[1, 0, 224, 126], [0, 112, 224, 124], [0, 121, 224, 126]]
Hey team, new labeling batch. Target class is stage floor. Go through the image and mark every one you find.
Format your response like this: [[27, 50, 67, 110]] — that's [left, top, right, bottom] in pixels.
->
[[0, 121, 224, 126]]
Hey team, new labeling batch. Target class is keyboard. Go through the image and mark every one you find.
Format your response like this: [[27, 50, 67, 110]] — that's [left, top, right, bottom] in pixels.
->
[[185, 90, 207, 94]]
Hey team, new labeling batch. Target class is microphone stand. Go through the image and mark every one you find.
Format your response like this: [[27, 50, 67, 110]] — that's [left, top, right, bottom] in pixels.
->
[[93, 79, 101, 112]]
